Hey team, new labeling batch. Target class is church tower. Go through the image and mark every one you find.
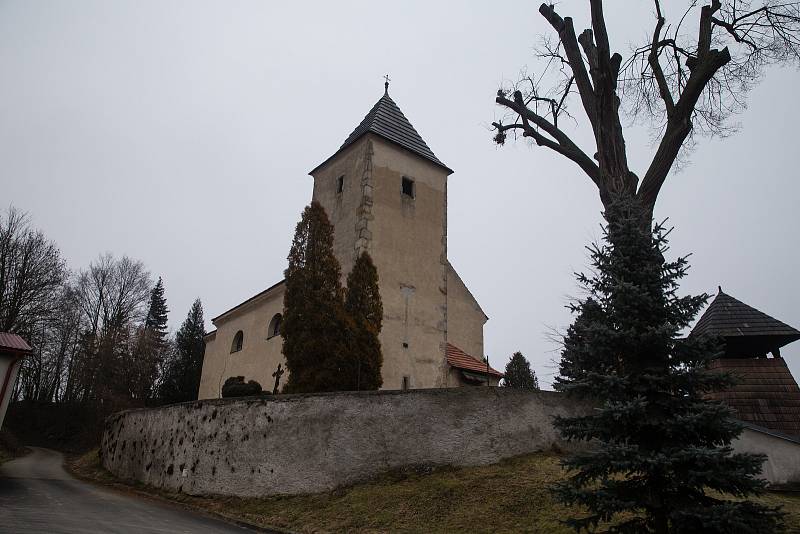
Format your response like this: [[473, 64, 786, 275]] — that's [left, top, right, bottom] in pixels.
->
[[308, 85, 453, 389], [197, 83, 496, 400]]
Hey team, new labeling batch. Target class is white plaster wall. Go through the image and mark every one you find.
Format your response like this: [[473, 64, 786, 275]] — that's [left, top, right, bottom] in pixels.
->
[[198, 285, 286, 399], [446, 263, 487, 362], [101, 388, 585, 497], [733, 427, 800, 486]]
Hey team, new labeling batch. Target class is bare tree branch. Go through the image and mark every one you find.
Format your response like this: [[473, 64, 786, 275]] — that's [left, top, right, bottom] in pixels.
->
[[539, 4, 598, 130], [496, 0, 800, 222], [494, 91, 601, 185], [650, 1, 676, 114]]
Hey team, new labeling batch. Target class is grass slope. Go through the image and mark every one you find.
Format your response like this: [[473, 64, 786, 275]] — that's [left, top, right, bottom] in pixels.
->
[[72, 450, 800, 533]]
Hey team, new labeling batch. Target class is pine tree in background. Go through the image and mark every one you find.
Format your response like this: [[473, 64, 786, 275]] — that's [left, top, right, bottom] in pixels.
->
[[553, 200, 783, 533], [282, 202, 350, 393], [502, 351, 539, 390], [176, 299, 206, 398], [344, 251, 383, 390], [145, 277, 169, 343], [132, 277, 169, 402], [556, 297, 606, 385], [157, 298, 206, 404]]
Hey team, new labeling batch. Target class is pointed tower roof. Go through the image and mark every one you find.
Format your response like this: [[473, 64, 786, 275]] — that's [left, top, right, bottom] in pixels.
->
[[691, 288, 800, 356], [310, 91, 452, 175]]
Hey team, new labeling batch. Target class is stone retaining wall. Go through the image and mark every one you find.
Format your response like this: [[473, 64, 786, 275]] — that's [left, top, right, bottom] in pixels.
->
[[101, 388, 584, 497]]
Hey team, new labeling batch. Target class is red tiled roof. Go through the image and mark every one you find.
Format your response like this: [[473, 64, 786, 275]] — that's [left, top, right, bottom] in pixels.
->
[[0, 332, 32, 353], [446, 343, 502, 377], [707, 357, 800, 438]]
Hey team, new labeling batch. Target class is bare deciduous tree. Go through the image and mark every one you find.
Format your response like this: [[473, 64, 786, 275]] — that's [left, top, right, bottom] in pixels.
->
[[0, 207, 66, 333], [493, 1, 800, 222], [71, 253, 152, 404]]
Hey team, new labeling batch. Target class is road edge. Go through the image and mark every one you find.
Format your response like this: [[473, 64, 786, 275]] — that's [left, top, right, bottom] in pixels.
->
[[64, 451, 297, 534]]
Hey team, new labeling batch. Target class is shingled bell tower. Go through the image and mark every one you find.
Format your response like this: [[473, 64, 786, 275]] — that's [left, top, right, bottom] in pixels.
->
[[308, 86, 455, 390], [691, 288, 800, 438]]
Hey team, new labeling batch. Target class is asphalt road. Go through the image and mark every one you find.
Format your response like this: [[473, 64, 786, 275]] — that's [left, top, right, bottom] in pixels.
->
[[0, 447, 255, 533]]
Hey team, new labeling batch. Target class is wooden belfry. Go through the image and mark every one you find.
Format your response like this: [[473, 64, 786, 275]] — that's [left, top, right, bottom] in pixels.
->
[[691, 288, 800, 437]]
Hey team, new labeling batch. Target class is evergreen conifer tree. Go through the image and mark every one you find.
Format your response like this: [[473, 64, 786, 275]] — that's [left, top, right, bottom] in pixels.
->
[[553, 200, 783, 533], [502, 351, 539, 390], [145, 277, 169, 343], [158, 298, 206, 404], [343, 251, 383, 390], [133, 277, 169, 402], [282, 202, 350, 393]]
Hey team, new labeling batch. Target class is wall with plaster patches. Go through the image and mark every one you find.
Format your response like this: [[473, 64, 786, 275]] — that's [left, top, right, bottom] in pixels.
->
[[101, 387, 585, 497]]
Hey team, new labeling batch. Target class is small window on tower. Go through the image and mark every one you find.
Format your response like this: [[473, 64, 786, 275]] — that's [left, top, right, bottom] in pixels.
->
[[337, 175, 344, 194], [402, 376, 411, 390], [231, 330, 244, 353], [401, 177, 415, 199], [267, 313, 282, 339]]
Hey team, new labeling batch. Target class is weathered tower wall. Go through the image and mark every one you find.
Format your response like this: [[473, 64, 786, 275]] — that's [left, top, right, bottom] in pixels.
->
[[311, 133, 451, 390]]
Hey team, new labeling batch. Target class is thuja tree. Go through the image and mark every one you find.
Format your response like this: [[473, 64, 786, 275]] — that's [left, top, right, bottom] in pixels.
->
[[503, 351, 539, 390], [343, 251, 383, 391], [493, 1, 800, 224], [552, 200, 783, 533], [282, 201, 351, 393]]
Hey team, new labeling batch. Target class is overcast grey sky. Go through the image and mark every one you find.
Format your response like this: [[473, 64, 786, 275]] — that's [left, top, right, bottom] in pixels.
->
[[2, 1, 798, 387]]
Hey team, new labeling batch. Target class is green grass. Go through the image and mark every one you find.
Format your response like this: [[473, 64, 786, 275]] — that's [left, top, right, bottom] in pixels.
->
[[72, 450, 800, 533]]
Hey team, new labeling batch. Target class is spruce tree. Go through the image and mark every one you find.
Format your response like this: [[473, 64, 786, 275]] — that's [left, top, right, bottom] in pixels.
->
[[344, 251, 383, 390], [133, 277, 170, 402], [553, 200, 783, 533], [282, 202, 350, 393], [502, 351, 539, 390], [145, 277, 169, 343], [158, 298, 205, 404]]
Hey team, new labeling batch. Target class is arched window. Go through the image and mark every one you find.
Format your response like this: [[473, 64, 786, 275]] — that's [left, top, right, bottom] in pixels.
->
[[268, 313, 282, 339], [231, 330, 244, 353]]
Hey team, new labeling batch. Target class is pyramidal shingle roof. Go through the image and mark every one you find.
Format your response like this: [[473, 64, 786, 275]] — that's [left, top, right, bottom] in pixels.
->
[[311, 91, 452, 174], [691, 289, 800, 350]]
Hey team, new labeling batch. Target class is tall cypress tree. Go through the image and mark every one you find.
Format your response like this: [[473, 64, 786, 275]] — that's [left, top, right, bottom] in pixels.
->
[[158, 298, 206, 404], [344, 251, 383, 391], [502, 351, 539, 390], [282, 202, 350, 393], [553, 200, 783, 533]]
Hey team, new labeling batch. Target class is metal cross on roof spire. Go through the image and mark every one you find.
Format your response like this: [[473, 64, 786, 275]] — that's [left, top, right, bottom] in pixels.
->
[[383, 74, 391, 94]]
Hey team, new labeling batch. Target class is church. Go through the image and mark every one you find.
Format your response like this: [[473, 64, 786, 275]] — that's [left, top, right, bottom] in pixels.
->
[[197, 83, 501, 399]]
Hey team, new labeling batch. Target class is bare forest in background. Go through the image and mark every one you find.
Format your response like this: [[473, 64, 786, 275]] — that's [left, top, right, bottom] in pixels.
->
[[0, 206, 203, 449]]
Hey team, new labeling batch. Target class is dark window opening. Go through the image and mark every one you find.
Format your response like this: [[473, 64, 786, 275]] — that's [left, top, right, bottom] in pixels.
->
[[401, 177, 415, 199], [231, 330, 244, 353], [337, 175, 344, 194], [402, 376, 410, 390], [268, 313, 282, 339]]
